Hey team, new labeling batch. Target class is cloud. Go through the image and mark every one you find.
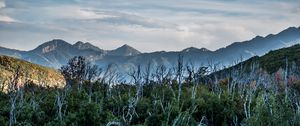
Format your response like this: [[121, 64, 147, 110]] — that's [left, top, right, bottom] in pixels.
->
[[42, 6, 119, 20], [0, 15, 16, 22], [0, 0, 4, 8], [0, 0, 300, 52], [0, 0, 17, 22]]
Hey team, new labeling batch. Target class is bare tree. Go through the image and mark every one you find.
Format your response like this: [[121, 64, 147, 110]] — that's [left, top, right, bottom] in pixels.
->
[[122, 97, 139, 125], [186, 62, 199, 107], [198, 116, 208, 126], [244, 87, 253, 119], [143, 62, 152, 85], [176, 54, 184, 103], [101, 63, 120, 98], [55, 91, 66, 123], [106, 121, 121, 126], [284, 57, 289, 99], [243, 62, 259, 119], [8, 66, 21, 126], [85, 62, 101, 82], [128, 64, 143, 102], [86, 63, 102, 103], [154, 65, 168, 84]]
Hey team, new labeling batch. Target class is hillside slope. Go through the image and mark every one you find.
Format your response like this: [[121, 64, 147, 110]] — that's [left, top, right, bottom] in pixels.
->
[[212, 44, 300, 79], [0, 55, 65, 91]]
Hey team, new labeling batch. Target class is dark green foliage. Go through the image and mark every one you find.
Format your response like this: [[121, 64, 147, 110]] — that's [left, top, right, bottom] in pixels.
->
[[213, 44, 300, 77], [259, 44, 300, 73], [1, 77, 300, 125]]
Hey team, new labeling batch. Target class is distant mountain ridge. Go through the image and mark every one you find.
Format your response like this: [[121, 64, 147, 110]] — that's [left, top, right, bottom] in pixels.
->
[[0, 26, 299, 70], [214, 27, 300, 65], [0, 39, 143, 68]]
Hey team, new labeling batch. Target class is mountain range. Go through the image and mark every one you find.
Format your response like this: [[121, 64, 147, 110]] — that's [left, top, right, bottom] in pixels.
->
[[0, 26, 300, 71]]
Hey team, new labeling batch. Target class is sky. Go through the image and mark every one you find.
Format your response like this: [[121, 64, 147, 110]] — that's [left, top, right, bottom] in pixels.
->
[[0, 0, 300, 52]]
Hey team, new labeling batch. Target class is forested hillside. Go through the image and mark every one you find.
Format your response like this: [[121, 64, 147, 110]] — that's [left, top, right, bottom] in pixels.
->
[[213, 44, 300, 79], [0, 55, 65, 92]]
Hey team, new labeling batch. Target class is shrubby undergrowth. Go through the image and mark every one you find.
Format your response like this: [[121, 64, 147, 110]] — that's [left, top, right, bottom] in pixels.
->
[[1, 56, 300, 126]]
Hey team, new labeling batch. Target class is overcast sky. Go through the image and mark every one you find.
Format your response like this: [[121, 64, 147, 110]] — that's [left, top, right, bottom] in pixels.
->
[[0, 0, 300, 52]]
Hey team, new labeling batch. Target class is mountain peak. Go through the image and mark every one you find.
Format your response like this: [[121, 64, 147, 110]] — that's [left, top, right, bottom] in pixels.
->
[[39, 39, 70, 46], [254, 35, 263, 39], [286, 26, 299, 30], [182, 47, 198, 52], [108, 44, 141, 56], [120, 44, 132, 48], [73, 41, 103, 52], [31, 39, 72, 54], [200, 48, 211, 52], [74, 41, 85, 46], [269, 26, 300, 38], [182, 47, 211, 53]]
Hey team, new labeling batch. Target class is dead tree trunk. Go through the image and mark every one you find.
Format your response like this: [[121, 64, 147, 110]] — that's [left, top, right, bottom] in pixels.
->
[[176, 54, 184, 103], [55, 91, 65, 123]]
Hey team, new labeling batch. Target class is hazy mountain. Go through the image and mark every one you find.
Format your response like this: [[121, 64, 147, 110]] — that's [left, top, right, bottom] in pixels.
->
[[25, 39, 85, 68], [0, 26, 299, 70], [107, 44, 141, 56], [0, 46, 24, 58], [116, 26, 300, 69], [214, 27, 300, 65], [119, 47, 214, 70], [73, 41, 104, 52], [23, 39, 107, 68]]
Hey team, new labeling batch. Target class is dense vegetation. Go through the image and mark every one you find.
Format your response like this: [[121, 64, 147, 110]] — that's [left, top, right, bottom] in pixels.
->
[[1, 45, 300, 126], [214, 44, 300, 77]]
